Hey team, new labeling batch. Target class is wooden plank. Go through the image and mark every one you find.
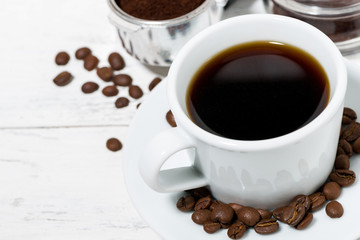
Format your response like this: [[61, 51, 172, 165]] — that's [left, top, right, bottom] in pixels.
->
[[0, 127, 160, 240]]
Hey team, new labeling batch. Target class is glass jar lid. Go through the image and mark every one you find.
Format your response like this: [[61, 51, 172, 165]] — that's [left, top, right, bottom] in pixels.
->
[[273, 0, 360, 17]]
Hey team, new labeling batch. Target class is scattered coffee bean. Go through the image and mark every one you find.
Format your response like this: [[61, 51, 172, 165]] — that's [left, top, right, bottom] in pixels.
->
[[53, 71, 73, 86], [211, 204, 235, 225], [237, 206, 261, 227], [192, 209, 212, 225], [187, 187, 211, 200], [113, 74, 132, 86], [342, 122, 360, 142], [209, 200, 222, 211], [353, 137, 360, 153], [115, 97, 130, 108], [342, 107, 357, 124], [272, 206, 287, 222], [149, 77, 162, 91], [326, 201, 343, 218], [309, 192, 326, 212], [166, 110, 177, 127], [136, 103, 141, 109], [295, 213, 313, 230], [55, 51, 70, 65], [220, 221, 232, 229], [97, 67, 113, 82], [203, 222, 221, 234], [322, 181, 341, 200], [337, 139, 353, 157], [129, 85, 143, 99], [257, 209, 273, 220], [227, 221, 246, 239], [329, 169, 356, 187], [81, 81, 99, 93], [106, 138, 122, 151], [75, 47, 91, 60], [334, 154, 350, 170], [102, 85, 119, 97], [290, 194, 312, 212], [284, 204, 306, 226], [176, 195, 195, 212], [84, 54, 99, 71], [229, 203, 244, 213], [194, 196, 212, 211], [254, 218, 279, 234], [108, 52, 125, 70]]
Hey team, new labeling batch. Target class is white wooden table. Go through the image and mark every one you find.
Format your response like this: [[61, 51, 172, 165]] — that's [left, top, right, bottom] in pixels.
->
[[1, 1, 360, 239]]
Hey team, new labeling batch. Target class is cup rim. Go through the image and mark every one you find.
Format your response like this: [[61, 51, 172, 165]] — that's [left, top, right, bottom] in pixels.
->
[[167, 14, 347, 152], [108, 0, 214, 26]]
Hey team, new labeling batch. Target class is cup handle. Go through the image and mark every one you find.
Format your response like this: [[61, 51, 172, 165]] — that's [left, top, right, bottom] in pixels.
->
[[139, 127, 208, 192]]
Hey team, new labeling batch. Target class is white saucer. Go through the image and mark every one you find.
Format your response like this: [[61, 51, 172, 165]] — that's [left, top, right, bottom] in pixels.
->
[[124, 59, 360, 240]]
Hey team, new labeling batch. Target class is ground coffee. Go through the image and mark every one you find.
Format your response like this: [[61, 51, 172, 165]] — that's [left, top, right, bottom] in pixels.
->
[[116, 0, 205, 20]]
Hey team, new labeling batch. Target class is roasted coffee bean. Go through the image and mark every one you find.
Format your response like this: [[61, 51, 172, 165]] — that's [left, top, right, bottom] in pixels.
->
[[237, 206, 261, 227], [176, 195, 195, 212], [229, 203, 244, 213], [227, 221, 246, 239], [53, 71, 73, 86], [106, 138, 122, 151], [129, 85, 143, 99], [136, 103, 141, 109], [254, 218, 279, 234], [353, 137, 360, 153], [309, 192, 326, 212], [75, 47, 91, 60], [220, 221, 232, 229], [81, 81, 99, 93], [187, 187, 211, 200], [55, 51, 70, 65], [329, 169, 356, 187], [113, 74, 132, 86], [326, 201, 343, 218], [211, 204, 234, 225], [192, 209, 211, 225], [334, 154, 350, 170], [284, 204, 306, 226], [272, 206, 286, 222], [194, 196, 212, 210], [290, 195, 312, 212], [84, 54, 99, 71], [203, 222, 221, 234], [337, 139, 353, 157], [108, 52, 125, 70], [115, 97, 130, 108], [322, 181, 341, 200], [257, 209, 273, 220], [342, 122, 360, 142], [209, 200, 222, 211], [97, 67, 113, 82], [273, 205, 305, 226], [149, 77, 162, 91], [102, 85, 119, 97], [342, 107, 357, 124], [295, 213, 313, 230], [166, 110, 177, 127]]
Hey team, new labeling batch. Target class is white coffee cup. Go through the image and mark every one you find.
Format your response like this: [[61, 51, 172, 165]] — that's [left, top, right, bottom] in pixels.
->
[[139, 14, 347, 209]]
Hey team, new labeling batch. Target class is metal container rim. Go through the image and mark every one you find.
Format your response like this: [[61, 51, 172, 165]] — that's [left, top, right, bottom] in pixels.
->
[[108, 0, 215, 27]]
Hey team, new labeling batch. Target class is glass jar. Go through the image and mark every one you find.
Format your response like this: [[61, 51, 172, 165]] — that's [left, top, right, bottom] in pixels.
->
[[270, 0, 360, 54]]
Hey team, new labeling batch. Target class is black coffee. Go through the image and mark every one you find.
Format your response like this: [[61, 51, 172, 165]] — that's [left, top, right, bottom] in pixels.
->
[[186, 41, 330, 140]]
